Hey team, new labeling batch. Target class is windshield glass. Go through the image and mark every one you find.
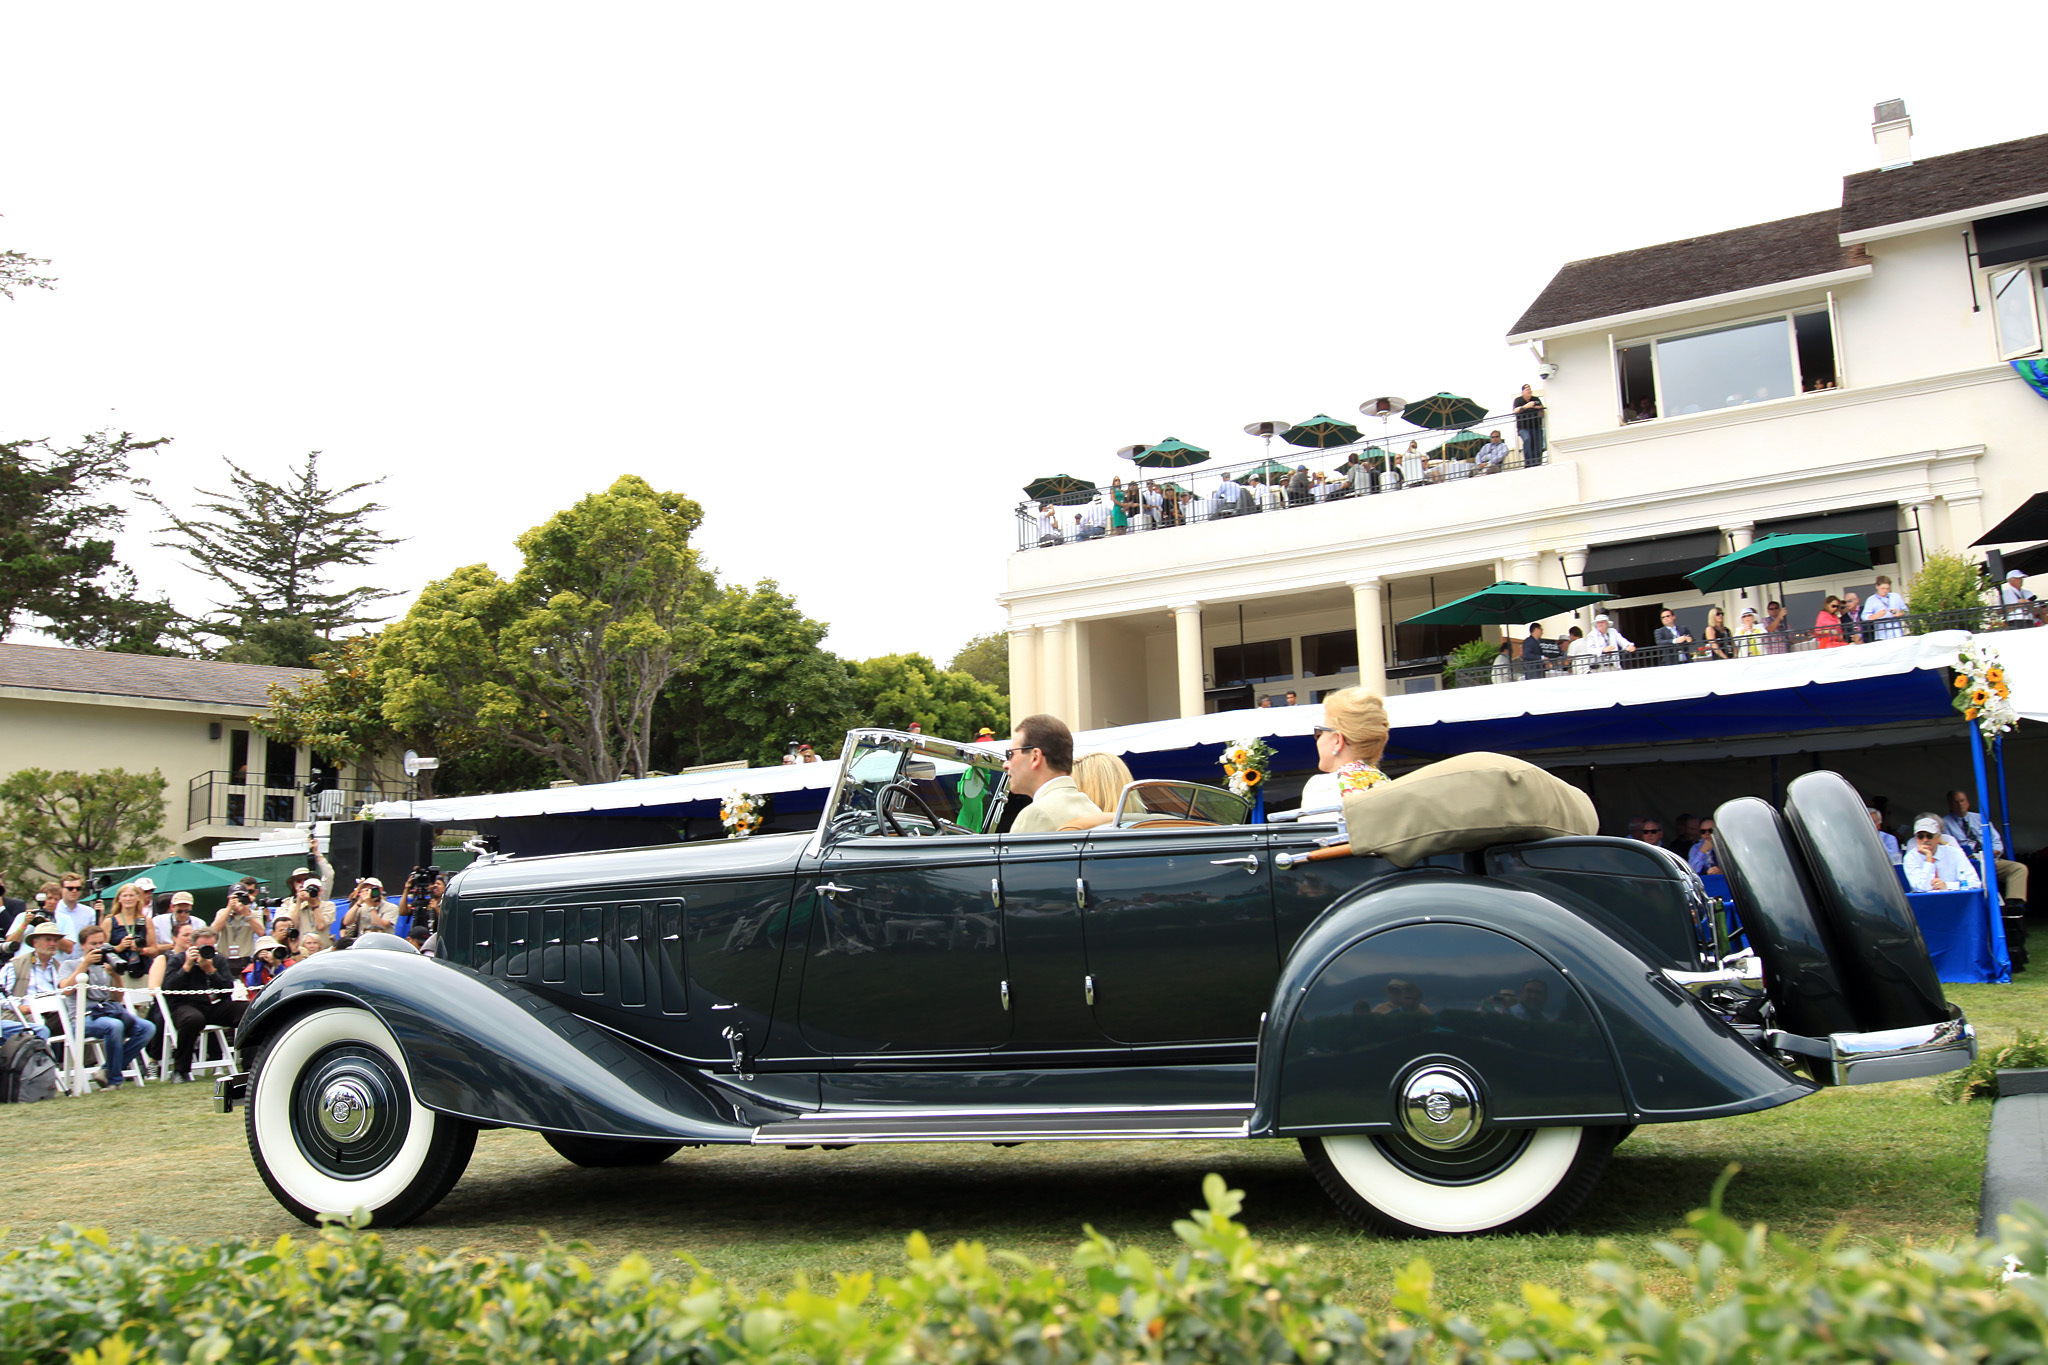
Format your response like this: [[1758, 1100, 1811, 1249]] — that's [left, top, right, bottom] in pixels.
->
[[822, 730, 1010, 838]]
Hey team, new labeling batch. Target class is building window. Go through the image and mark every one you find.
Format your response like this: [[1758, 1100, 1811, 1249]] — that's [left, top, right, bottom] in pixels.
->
[[1300, 630, 1359, 677], [1991, 263, 2044, 359], [229, 729, 250, 783], [1213, 638, 1292, 686], [1615, 308, 1837, 422]]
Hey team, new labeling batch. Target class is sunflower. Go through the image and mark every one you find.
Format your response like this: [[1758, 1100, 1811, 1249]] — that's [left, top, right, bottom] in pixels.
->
[[1966, 707, 1980, 721], [1224, 763, 1239, 776], [1956, 674, 1970, 689], [1242, 769, 1263, 788], [1971, 688, 1990, 707], [1988, 666, 2005, 685]]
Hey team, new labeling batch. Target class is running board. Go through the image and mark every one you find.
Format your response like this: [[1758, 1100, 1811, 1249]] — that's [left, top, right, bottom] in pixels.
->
[[751, 1108, 1251, 1145]]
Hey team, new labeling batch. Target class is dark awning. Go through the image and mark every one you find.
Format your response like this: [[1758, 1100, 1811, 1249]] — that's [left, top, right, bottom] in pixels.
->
[[1583, 528, 1723, 586], [1757, 502, 1900, 548], [1976, 491, 2048, 545], [1977, 205, 2048, 270]]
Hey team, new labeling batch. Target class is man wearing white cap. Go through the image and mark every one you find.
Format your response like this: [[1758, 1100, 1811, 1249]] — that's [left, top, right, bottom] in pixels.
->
[[1582, 613, 1635, 670], [2002, 569, 2039, 627], [1903, 815, 1980, 893]]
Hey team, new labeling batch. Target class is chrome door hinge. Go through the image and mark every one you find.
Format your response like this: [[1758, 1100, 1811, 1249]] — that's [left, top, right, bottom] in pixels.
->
[[720, 1024, 754, 1081]]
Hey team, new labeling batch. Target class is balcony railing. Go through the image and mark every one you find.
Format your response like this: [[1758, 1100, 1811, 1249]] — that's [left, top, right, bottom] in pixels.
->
[[1015, 416, 1537, 551], [186, 773, 397, 830], [1446, 604, 2033, 688]]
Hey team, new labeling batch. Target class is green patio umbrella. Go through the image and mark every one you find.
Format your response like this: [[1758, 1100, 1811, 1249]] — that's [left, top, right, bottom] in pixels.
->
[[108, 857, 249, 898], [1023, 474, 1096, 504], [1404, 392, 1489, 430], [1282, 414, 1363, 448], [1131, 437, 1211, 468], [1401, 581, 1610, 626], [1245, 459, 1296, 484], [1428, 429, 1487, 459], [1683, 532, 1871, 594]]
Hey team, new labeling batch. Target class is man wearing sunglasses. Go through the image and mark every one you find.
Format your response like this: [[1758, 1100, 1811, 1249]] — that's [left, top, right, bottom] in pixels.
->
[[1004, 714, 1100, 833]]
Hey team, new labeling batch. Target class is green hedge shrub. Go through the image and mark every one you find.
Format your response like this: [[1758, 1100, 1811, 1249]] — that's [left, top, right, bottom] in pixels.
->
[[5, 1171, 2046, 1364]]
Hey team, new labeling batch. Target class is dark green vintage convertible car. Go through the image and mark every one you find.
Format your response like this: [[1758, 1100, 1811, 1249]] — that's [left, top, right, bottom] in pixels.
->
[[218, 728, 1974, 1236]]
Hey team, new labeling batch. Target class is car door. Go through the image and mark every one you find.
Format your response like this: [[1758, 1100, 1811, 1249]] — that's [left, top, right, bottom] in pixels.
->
[[796, 833, 1011, 1056], [1076, 825, 1278, 1046], [995, 829, 1116, 1057]]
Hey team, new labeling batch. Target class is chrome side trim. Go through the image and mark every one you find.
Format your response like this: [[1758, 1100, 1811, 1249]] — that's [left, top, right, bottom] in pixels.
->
[[785, 1101, 1254, 1120], [752, 1108, 1253, 1145]]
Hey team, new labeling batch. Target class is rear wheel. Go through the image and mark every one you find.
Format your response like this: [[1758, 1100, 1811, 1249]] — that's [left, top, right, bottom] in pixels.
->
[[542, 1132, 684, 1167], [1301, 1125, 1615, 1237], [245, 1006, 476, 1227]]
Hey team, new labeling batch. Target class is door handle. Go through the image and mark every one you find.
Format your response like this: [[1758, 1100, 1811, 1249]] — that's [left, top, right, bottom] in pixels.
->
[[818, 882, 854, 898], [1075, 877, 1087, 909], [622, 935, 639, 944], [1084, 974, 1095, 1006], [1210, 854, 1261, 874], [1000, 979, 1010, 1011], [989, 877, 1001, 908]]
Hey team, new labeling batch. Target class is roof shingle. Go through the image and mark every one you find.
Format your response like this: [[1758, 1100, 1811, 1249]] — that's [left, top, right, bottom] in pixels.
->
[[1508, 211, 1857, 338], [0, 643, 315, 708], [1840, 131, 2048, 235]]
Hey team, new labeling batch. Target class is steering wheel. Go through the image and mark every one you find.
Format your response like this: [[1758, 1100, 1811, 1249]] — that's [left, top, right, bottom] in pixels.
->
[[875, 782, 943, 837]]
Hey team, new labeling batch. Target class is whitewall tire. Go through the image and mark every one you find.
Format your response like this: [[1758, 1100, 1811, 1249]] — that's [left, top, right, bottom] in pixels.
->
[[245, 1005, 476, 1227], [1301, 1126, 1614, 1237]]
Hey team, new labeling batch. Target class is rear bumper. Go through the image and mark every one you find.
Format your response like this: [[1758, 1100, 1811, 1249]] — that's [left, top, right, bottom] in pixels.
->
[[1767, 1004, 1976, 1086], [213, 1071, 249, 1113]]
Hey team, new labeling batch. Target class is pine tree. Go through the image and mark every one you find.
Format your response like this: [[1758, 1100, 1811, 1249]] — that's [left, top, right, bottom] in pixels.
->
[[149, 451, 402, 663]]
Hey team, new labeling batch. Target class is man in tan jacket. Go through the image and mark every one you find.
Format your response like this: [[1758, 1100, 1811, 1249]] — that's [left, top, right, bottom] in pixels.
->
[[1005, 714, 1103, 833]]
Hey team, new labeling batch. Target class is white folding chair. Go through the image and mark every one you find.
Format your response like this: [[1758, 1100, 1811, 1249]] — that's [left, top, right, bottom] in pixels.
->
[[190, 1025, 236, 1078], [24, 992, 100, 1095]]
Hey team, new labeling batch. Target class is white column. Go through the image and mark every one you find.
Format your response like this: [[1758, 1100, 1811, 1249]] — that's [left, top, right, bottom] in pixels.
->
[[1038, 623, 1069, 723], [1171, 603, 1204, 719], [1350, 579, 1388, 697], [1509, 555, 1541, 585], [1944, 494, 1983, 553], [1721, 522, 1756, 616], [1007, 626, 1038, 727], [1903, 501, 1934, 584]]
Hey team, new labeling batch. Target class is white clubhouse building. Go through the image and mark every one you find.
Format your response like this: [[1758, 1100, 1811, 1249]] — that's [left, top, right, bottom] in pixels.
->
[[1001, 105, 2048, 729]]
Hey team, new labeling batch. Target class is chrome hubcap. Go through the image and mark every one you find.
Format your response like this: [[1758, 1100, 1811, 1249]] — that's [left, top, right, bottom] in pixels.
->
[[1398, 1065, 1481, 1149], [318, 1077, 376, 1142]]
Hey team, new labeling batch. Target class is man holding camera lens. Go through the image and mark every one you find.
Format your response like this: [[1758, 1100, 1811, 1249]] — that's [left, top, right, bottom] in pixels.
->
[[66, 925, 157, 1088], [344, 877, 395, 939], [214, 888, 266, 959], [160, 926, 247, 1083]]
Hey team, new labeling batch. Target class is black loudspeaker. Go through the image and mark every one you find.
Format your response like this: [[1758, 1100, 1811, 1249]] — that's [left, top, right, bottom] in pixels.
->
[[324, 821, 366, 900], [367, 819, 433, 898]]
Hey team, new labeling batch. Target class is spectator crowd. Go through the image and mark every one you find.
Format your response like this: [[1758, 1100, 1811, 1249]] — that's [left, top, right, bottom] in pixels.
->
[[0, 834, 449, 1094]]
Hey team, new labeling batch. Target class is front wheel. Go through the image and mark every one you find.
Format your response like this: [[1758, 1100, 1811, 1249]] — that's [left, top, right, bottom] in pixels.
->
[[1301, 1125, 1615, 1237], [245, 1005, 477, 1227]]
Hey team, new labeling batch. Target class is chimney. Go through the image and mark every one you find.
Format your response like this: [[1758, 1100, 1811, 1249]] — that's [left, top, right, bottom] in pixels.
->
[[1873, 98, 1913, 170]]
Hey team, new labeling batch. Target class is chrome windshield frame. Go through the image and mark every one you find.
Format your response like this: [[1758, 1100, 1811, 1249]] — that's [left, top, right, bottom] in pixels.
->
[[816, 729, 1012, 843]]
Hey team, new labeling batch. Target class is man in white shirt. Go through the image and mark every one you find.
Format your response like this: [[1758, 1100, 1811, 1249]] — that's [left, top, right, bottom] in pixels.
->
[[38, 874, 97, 955], [2002, 569, 2039, 626], [1141, 483, 1163, 530], [1904, 816, 1981, 892], [1035, 504, 1063, 547], [1209, 476, 1243, 519], [1583, 614, 1635, 670], [1076, 496, 1109, 541], [1861, 574, 1909, 640]]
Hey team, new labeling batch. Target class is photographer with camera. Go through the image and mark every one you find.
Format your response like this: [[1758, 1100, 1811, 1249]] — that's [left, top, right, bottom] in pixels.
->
[[65, 925, 157, 1088], [213, 887, 266, 960], [160, 926, 247, 1083], [282, 877, 335, 950], [242, 935, 290, 993], [342, 876, 395, 940], [394, 865, 442, 940]]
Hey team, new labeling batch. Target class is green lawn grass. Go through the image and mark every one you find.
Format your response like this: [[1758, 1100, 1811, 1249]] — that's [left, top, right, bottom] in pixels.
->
[[1, 970, 2032, 1314]]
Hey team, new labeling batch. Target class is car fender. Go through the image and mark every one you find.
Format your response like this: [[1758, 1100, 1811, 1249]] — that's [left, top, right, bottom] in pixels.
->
[[1250, 870, 1815, 1137], [237, 947, 754, 1144]]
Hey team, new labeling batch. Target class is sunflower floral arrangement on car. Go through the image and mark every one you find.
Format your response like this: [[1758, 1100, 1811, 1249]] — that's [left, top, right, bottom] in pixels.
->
[[1953, 639, 2018, 745], [1218, 737, 1274, 798], [721, 788, 764, 838]]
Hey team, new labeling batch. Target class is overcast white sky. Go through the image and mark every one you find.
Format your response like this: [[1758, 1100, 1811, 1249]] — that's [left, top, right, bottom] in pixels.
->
[[2, 3, 2035, 665]]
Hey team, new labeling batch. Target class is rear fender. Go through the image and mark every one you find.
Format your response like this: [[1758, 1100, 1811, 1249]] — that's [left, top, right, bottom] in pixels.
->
[[1251, 871, 1814, 1136], [237, 949, 753, 1143]]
